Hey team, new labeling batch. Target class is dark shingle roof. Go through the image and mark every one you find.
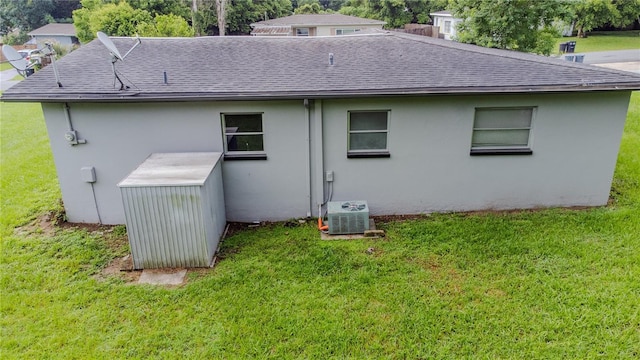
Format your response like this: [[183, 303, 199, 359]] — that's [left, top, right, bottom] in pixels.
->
[[251, 14, 386, 27], [3, 32, 640, 103], [28, 23, 77, 36]]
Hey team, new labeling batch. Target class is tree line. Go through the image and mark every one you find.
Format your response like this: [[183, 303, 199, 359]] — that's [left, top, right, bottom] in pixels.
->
[[1, 0, 639, 55]]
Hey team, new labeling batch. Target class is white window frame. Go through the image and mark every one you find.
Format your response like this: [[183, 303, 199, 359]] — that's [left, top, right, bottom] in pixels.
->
[[347, 110, 390, 158], [444, 20, 452, 34], [296, 27, 310, 36], [336, 28, 361, 35], [470, 107, 535, 156], [221, 112, 267, 160]]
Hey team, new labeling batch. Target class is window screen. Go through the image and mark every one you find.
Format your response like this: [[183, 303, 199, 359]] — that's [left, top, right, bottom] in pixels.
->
[[471, 107, 534, 154], [348, 111, 389, 153], [223, 113, 264, 153]]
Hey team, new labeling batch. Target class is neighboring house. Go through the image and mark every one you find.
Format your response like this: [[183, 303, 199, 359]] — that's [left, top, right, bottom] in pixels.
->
[[430, 10, 462, 40], [28, 23, 79, 49], [250, 14, 385, 36], [3, 31, 640, 225]]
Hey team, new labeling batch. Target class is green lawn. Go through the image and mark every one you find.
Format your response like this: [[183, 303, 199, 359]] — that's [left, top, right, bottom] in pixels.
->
[[1, 94, 639, 358], [555, 30, 640, 54], [0, 62, 14, 71]]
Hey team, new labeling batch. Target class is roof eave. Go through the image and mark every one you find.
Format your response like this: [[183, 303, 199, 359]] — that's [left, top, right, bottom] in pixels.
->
[[3, 84, 639, 103]]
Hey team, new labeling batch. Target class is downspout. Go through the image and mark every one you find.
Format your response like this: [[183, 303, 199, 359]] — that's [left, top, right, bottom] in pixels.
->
[[314, 99, 326, 217], [304, 99, 312, 218]]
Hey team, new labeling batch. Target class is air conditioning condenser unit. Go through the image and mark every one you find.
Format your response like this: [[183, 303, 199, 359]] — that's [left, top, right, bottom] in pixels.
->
[[327, 201, 369, 235]]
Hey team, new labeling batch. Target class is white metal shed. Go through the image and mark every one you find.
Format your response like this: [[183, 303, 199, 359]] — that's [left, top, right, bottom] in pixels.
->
[[118, 152, 226, 269]]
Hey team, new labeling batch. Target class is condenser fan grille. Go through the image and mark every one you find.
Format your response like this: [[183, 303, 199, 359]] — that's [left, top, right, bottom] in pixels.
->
[[342, 202, 366, 211]]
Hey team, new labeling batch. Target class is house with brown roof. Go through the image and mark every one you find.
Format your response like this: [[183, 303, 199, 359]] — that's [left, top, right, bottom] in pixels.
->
[[2, 31, 639, 225], [250, 14, 385, 36], [28, 23, 79, 49]]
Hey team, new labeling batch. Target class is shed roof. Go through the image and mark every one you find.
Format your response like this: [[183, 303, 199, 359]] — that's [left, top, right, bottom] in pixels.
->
[[251, 14, 386, 27], [3, 31, 640, 103], [429, 11, 454, 17], [28, 23, 77, 37]]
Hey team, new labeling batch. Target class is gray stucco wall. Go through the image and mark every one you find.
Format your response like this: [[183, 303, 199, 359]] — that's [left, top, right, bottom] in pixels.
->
[[42, 100, 309, 224], [42, 91, 630, 224], [321, 92, 630, 214], [34, 35, 76, 49]]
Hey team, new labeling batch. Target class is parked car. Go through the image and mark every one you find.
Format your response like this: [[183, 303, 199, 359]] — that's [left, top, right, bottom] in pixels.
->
[[17, 49, 41, 65]]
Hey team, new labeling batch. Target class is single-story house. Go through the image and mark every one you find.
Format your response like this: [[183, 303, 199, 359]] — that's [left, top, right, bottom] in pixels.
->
[[3, 31, 640, 225], [430, 10, 462, 40], [250, 14, 385, 36], [28, 23, 79, 49]]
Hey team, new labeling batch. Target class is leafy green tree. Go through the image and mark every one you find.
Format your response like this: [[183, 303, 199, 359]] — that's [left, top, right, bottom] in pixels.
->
[[91, 2, 153, 37], [72, 0, 102, 42], [0, 0, 56, 34], [565, 0, 618, 37], [128, 0, 191, 18], [224, 0, 292, 34], [612, 0, 640, 29], [74, 0, 195, 41], [339, 0, 448, 28], [295, 2, 323, 14], [449, 0, 564, 55], [50, 0, 82, 22], [322, 0, 348, 10], [564, 0, 640, 35], [137, 13, 194, 36], [339, 0, 369, 18], [369, 0, 414, 28], [611, 0, 640, 28], [192, 0, 218, 35], [293, 0, 346, 10], [73, 1, 153, 42], [1, 30, 29, 45]]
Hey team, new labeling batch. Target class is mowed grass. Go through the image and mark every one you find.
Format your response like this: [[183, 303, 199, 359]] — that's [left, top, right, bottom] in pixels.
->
[[0, 100, 60, 235], [555, 30, 640, 54], [1, 93, 639, 358], [0, 62, 14, 71]]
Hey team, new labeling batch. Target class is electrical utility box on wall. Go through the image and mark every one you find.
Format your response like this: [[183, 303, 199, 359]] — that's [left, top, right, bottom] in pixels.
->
[[327, 201, 370, 235], [118, 152, 226, 269]]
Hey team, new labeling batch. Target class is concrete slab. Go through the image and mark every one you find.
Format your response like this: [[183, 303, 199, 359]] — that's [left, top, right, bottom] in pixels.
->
[[594, 62, 640, 74], [0, 68, 21, 91], [320, 219, 384, 240], [138, 269, 187, 286]]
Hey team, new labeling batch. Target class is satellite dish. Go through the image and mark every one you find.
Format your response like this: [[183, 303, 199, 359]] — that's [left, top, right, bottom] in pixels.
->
[[96, 32, 141, 90], [2, 45, 30, 71], [2, 43, 62, 86], [97, 31, 123, 60]]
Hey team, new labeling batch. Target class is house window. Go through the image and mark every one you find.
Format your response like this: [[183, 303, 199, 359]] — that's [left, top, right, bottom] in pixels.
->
[[470, 107, 534, 155], [296, 28, 309, 36], [336, 28, 360, 35], [444, 20, 451, 34], [222, 113, 267, 160], [347, 110, 390, 158]]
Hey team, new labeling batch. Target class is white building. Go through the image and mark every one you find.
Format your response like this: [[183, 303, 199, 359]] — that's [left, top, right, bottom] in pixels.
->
[[430, 11, 462, 40], [3, 32, 639, 224]]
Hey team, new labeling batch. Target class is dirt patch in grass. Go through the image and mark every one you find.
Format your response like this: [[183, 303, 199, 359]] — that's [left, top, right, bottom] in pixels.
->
[[15, 212, 143, 283], [14, 210, 121, 237], [13, 211, 60, 237], [98, 255, 142, 283]]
